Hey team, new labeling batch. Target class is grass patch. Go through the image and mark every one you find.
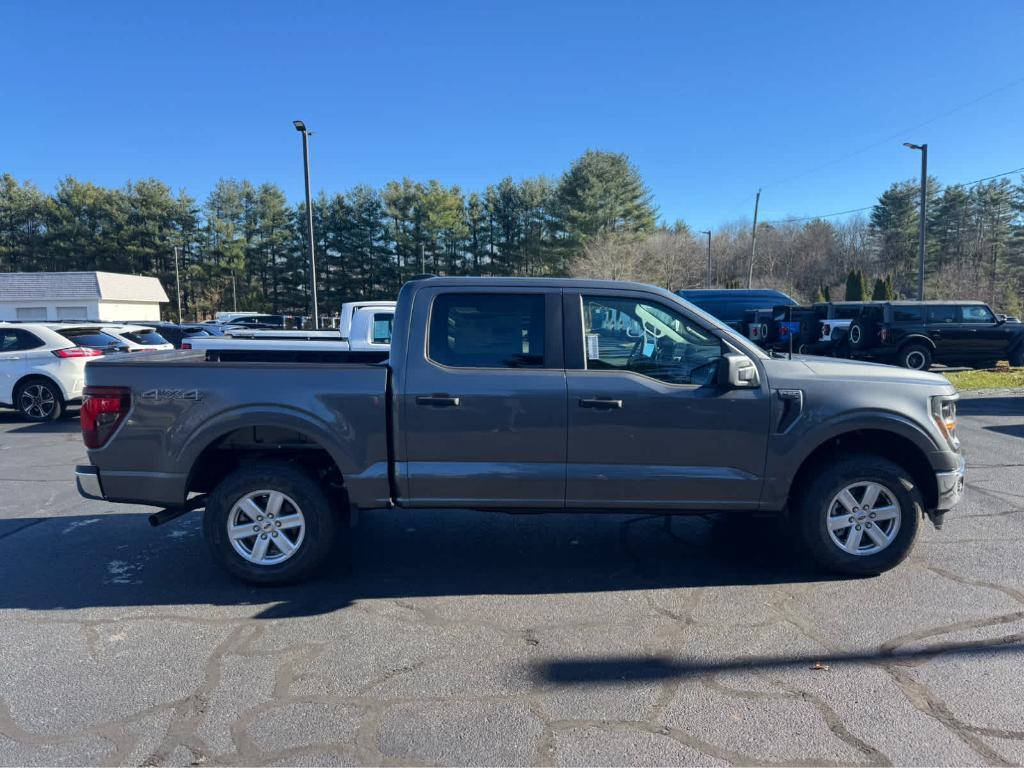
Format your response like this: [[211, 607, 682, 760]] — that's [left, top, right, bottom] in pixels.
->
[[943, 368, 1024, 391]]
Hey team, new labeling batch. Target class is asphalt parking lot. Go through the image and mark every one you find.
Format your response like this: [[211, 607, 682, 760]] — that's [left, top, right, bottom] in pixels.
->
[[1, 396, 1023, 767]]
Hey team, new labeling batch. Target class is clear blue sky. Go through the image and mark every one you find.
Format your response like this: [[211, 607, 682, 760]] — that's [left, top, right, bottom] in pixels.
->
[[3, 0, 1022, 230]]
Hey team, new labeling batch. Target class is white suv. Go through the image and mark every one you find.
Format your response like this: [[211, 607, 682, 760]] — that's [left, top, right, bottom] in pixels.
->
[[0, 323, 104, 421]]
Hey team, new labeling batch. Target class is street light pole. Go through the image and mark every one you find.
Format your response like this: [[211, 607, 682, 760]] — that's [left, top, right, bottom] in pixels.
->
[[700, 230, 712, 288], [747, 189, 761, 289], [294, 120, 320, 329], [173, 246, 183, 323], [904, 142, 928, 301]]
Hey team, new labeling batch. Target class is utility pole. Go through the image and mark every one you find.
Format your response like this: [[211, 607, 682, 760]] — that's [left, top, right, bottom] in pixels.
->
[[294, 120, 320, 329], [231, 271, 237, 311], [700, 230, 712, 288], [747, 189, 761, 288], [903, 143, 928, 300], [173, 246, 183, 323]]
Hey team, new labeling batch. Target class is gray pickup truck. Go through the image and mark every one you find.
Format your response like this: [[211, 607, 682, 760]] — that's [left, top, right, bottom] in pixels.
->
[[76, 277, 965, 584]]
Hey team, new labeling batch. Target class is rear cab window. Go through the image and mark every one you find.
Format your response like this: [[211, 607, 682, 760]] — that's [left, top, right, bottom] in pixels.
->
[[428, 293, 545, 368], [371, 313, 393, 344]]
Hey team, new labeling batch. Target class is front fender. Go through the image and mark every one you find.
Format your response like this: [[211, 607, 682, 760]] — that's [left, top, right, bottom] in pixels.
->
[[762, 409, 943, 510]]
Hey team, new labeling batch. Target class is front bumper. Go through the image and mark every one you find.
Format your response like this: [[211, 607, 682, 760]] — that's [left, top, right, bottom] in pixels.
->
[[75, 465, 104, 500], [934, 454, 966, 512]]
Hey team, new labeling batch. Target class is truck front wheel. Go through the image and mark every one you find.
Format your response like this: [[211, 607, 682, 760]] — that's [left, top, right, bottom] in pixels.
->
[[795, 455, 920, 577], [203, 463, 337, 584]]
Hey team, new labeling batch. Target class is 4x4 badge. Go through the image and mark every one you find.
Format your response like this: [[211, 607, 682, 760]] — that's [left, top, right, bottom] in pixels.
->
[[140, 389, 202, 402]]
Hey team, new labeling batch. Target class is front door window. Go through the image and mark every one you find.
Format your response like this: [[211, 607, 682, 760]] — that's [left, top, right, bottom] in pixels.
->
[[582, 296, 722, 386]]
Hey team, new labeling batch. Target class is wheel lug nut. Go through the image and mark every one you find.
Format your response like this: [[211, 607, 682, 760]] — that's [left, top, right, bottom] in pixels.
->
[[848, 516, 854, 523], [275, 521, 281, 527], [257, 516, 263, 521], [869, 512, 875, 519], [252, 525, 260, 532], [271, 531, 278, 537], [260, 534, 267, 539], [855, 524, 862, 530], [866, 522, 873, 528]]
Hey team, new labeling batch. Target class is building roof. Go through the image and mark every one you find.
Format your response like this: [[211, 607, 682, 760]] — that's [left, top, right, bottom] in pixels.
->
[[0, 271, 169, 303]]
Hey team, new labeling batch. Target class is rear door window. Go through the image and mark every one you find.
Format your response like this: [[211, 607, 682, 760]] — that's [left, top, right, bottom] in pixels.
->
[[926, 306, 957, 324], [429, 293, 545, 368], [892, 306, 923, 323]]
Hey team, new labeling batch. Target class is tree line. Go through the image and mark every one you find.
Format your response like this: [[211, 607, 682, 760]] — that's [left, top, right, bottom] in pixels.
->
[[2, 150, 1022, 320]]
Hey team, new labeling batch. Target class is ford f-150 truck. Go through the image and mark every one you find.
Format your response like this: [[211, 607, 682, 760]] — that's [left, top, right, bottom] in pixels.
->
[[75, 277, 966, 584]]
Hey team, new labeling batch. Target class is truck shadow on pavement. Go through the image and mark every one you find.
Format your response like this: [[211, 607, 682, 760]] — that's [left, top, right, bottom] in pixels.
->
[[956, 396, 1024, 418], [0, 409, 81, 434], [0, 508, 835, 617]]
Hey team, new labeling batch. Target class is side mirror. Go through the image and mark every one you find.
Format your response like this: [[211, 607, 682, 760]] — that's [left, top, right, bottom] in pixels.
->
[[720, 353, 760, 388]]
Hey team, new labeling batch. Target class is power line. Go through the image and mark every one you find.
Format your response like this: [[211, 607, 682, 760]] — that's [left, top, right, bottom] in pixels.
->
[[763, 165, 1024, 225], [759, 75, 1024, 195]]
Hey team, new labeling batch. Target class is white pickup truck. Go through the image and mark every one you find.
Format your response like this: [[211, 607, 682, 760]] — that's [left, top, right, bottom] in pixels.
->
[[184, 301, 395, 362]]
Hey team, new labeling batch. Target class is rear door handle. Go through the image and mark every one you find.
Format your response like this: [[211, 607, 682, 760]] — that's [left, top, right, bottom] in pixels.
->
[[579, 398, 623, 409], [415, 395, 460, 407]]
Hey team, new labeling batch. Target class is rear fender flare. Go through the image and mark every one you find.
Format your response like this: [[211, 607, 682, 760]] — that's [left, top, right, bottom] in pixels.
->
[[898, 334, 936, 351], [178, 406, 354, 482]]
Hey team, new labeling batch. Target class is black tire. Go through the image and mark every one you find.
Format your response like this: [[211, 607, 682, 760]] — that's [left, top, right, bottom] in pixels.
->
[[1010, 346, 1024, 367], [848, 319, 875, 351], [795, 454, 920, 577], [203, 462, 338, 585], [898, 343, 932, 371], [15, 377, 65, 422]]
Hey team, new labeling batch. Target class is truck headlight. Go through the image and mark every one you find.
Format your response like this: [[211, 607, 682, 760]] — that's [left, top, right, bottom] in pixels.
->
[[931, 396, 959, 451]]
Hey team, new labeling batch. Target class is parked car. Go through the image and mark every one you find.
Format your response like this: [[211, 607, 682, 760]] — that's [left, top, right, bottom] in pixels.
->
[[213, 312, 287, 329], [77, 277, 965, 584], [121, 322, 224, 349], [0, 322, 104, 421], [101, 324, 174, 352], [837, 301, 1024, 370], [677, 289, 796, 335]]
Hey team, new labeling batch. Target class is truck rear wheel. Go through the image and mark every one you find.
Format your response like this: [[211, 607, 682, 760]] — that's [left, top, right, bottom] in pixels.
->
[[203, 462, 337, 585], [794, 454, 919, 577]]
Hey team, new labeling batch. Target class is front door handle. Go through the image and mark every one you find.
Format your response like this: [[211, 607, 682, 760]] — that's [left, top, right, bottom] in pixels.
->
[[579, 397, 623, 409], [415, 395, 460, 407]]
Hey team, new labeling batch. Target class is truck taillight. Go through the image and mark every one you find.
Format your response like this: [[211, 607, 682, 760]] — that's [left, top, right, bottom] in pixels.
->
[[53, 346, 104, 358], [81, 386, 131, 449]]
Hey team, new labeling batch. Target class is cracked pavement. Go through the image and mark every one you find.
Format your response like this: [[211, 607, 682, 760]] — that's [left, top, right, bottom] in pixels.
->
[[0, 394, 1022, 766]]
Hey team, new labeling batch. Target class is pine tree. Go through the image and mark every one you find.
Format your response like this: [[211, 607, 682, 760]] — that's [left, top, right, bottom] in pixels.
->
[[555, 150, 656, 246]]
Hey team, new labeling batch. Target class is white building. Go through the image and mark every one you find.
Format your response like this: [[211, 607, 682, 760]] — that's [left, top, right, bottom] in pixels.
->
[[0, 271, 169, 322]]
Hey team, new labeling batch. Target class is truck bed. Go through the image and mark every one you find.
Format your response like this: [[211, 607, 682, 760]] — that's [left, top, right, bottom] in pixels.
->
[[83, 350, 391, 507]]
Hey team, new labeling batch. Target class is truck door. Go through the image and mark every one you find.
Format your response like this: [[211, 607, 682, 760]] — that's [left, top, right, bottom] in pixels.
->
[[399, 287, 567, 508], [564, 290, 770, 510]]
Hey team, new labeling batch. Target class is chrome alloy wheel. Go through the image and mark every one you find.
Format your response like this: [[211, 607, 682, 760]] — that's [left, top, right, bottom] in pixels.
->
[[20, 383, 56, 419], [227, 490, 306, 565], [826, 481, 901, 556]]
